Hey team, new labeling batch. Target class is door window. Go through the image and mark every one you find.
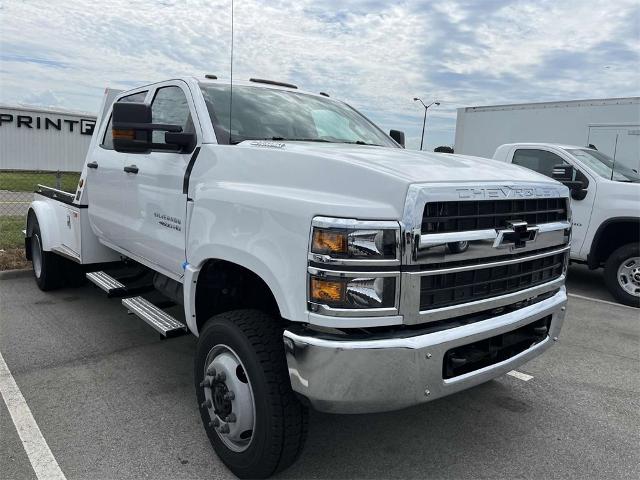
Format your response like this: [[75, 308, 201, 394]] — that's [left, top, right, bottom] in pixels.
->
[[150, 86, 194, 146], [101, 91, 148, 149], [512, 149, 567, 177]]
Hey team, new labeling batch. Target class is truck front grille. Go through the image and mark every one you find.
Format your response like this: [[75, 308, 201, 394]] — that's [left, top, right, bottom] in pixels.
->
[[420, 252, 565, 311], [422, 198, 568, 233]]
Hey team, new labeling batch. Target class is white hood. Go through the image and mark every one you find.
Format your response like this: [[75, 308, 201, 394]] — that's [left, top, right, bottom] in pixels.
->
[[236, 141, 559, 185]]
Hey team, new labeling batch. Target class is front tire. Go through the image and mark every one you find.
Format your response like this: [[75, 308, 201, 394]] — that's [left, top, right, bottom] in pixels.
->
[[604, 243, 640, 307], [195, 310, 308, 478]]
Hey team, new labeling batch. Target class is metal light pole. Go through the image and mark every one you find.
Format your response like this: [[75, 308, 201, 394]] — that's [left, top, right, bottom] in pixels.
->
[[414, 98, 440, 151]]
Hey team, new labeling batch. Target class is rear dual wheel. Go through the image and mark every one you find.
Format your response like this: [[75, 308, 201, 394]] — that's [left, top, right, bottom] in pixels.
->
[[30, 217, 83, 291], [195, 310, 308, 479], [31, 219, 64, 291]]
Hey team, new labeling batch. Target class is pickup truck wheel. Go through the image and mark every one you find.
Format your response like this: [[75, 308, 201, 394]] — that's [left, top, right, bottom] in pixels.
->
[[195, 310, 308, 479], [604, 243, 640, 307], [447, 241, 469, 254], [31, 220, 64, 291]]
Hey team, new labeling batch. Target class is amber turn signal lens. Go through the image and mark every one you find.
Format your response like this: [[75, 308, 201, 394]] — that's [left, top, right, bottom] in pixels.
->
[[113, 128, 135, 140], [312, 229, 347, 255], [310, 277, 344, 304]]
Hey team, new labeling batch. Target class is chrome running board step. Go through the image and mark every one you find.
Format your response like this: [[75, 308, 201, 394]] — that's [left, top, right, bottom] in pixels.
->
[[86, 271, 127, 297], [122, 296, 187, 338]]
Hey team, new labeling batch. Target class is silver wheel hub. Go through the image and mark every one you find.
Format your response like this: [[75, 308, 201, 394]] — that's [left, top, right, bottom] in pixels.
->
[[617, 256, 640, 297], [201, 345, 255, 452], [31, 235, 42, 278]]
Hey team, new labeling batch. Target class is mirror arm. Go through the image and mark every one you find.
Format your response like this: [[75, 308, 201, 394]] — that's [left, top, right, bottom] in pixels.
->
[[148, 142, 181, 151]]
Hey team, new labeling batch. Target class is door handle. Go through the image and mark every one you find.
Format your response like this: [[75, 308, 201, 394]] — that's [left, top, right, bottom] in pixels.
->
[[124, 165, 139, 174], [87, 161, 98, 169]]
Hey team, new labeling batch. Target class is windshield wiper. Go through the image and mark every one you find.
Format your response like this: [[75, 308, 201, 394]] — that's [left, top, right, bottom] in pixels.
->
[[275, 138, 384, 146], [230, 136, 379, 146], [229, 137, 331, 145], [269, 137, 331, 142], [339, 140, 383, 147]]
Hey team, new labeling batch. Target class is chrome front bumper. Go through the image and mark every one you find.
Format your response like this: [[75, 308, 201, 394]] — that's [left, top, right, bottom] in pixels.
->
[[284, 287, 567, 414]]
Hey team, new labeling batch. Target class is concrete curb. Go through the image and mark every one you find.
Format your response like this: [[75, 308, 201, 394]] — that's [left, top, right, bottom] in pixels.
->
[[0, 269, 32, 280]]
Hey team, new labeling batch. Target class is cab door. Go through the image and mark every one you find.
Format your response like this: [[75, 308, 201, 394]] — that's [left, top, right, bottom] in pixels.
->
[[88, 90, 149, 243], [510, 147, 597, 256], [120, 82, 201, 277]]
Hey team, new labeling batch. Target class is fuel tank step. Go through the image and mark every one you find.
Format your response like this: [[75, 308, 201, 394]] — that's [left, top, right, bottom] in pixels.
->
[[122, 296, 187, 338], [86, 271, 127, 297]]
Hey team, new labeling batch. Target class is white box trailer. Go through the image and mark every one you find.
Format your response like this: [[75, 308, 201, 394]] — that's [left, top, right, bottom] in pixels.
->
[[454, 97, 640, 172]]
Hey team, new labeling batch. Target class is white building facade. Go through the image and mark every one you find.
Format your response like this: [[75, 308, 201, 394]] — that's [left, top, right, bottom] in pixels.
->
[[0, 104, 96, 172]]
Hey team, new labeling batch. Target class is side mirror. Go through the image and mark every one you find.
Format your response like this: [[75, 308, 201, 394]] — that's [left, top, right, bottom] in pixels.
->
[[112, 103, 152, 153], [112, 102, 194, 153], [552, 164, 587, 200], [389, 129, 405, 147]]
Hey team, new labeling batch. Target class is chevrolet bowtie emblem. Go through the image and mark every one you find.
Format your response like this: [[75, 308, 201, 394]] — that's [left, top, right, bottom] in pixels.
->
[[494, 220, 539, 249]]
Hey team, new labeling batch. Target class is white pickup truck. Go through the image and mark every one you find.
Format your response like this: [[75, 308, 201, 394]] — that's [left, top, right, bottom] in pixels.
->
[[493, 143, 640, 307], [25, 76, 571, 478]]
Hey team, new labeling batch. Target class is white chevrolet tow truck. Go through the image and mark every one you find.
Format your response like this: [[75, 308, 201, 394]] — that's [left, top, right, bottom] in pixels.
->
[[26, 76, 571, 478], [493, 143, 640, 307]]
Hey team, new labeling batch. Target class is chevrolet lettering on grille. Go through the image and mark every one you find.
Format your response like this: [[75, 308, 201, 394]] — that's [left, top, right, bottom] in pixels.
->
[[456, 186, 558, 199]]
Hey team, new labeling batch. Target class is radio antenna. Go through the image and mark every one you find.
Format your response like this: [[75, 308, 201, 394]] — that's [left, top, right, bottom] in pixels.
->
[[228, 0, 234, 144], [610, 134, 619, 180]]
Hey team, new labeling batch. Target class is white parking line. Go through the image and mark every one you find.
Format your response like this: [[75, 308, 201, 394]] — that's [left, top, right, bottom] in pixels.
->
[[0, 351, 66, 480], [507, 370, 533, 381], [568, 293, 637, 310]]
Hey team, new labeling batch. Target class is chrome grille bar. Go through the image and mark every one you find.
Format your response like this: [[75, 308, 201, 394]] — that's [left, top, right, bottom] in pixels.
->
[[416, 221, 570, 266]]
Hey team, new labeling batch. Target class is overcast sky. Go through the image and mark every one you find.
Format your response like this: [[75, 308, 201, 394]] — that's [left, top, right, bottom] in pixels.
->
[[1, 0, 638, 150]]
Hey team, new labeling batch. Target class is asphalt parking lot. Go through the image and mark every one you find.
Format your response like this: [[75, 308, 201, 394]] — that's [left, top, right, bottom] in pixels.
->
[[1, 265, 638, 480]]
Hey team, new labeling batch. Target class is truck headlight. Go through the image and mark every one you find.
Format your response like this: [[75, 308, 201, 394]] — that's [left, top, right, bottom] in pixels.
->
[[307, 216, 400, 317], [309, 273, 397, 309], [309, 217, 400, 265]]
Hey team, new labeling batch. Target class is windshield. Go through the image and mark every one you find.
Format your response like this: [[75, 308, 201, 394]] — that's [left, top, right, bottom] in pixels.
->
[[566, 149, 640, 182], [199, 84, 397, 147]]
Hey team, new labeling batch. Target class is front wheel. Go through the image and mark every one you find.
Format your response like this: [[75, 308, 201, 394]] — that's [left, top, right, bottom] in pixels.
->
[[195, 310, 308, 478], [604, 243, 640, 307]]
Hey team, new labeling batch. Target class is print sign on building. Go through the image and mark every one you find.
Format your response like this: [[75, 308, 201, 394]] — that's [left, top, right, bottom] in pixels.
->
[[0, 104, 97, 172]]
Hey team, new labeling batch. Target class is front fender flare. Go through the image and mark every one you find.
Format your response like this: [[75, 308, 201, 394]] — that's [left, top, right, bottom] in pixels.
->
[[183, 247, 292, 336]]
